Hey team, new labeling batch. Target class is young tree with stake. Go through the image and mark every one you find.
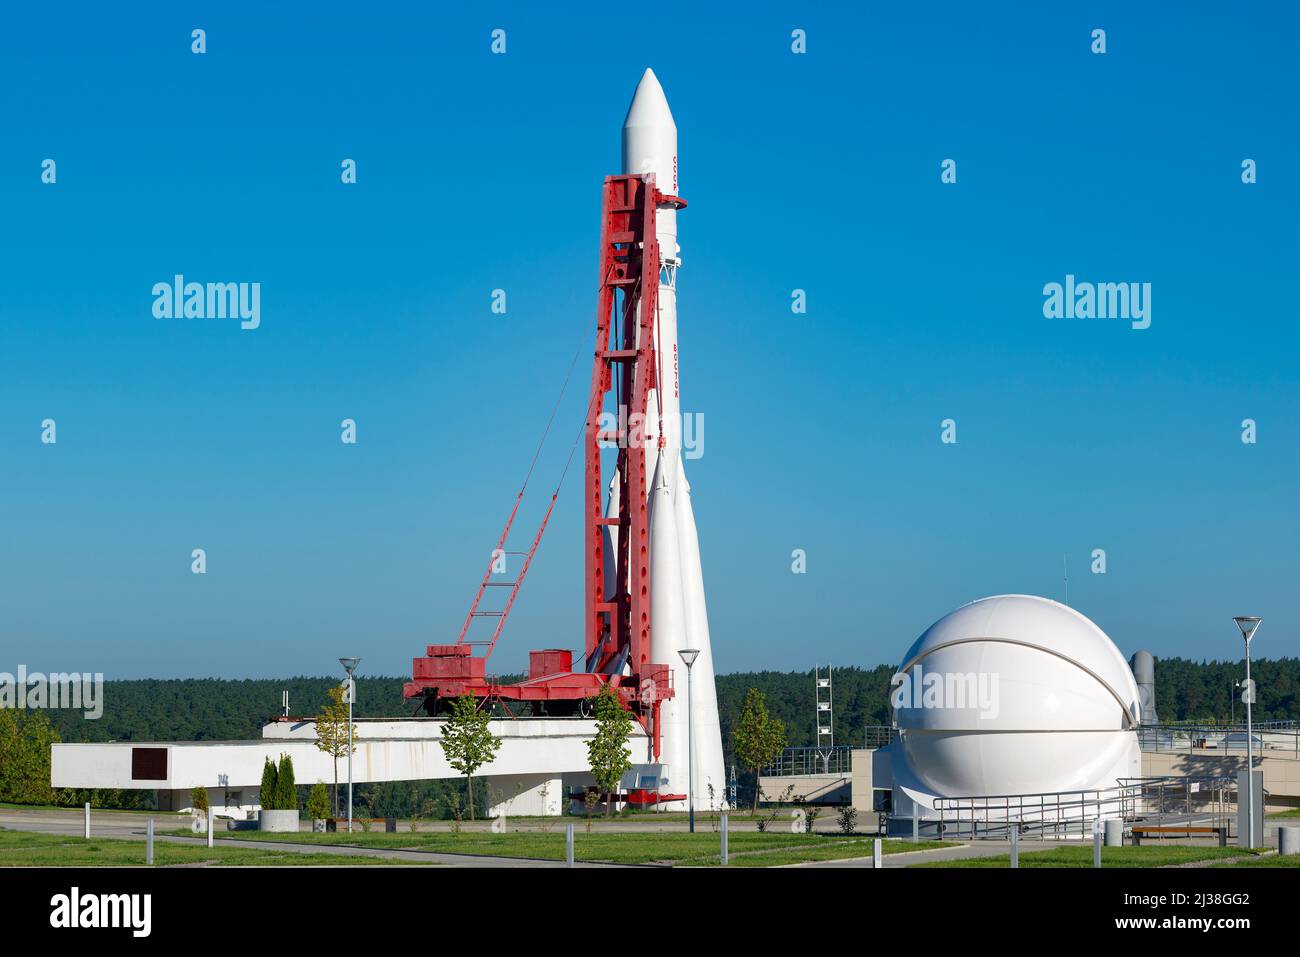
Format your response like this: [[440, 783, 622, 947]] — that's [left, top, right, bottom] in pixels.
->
[[731, 688, 787, 814], [314, 684, 361, 817], [586, 683, 633, 817], [437, 695, 502, 821]]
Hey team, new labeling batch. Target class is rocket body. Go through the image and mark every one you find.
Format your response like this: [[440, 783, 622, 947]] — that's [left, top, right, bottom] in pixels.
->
[[622, 68, 681, 458], [616, 69, 726, 810]]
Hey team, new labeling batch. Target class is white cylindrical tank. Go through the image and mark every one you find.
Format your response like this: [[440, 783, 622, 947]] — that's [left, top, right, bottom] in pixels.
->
[[891, 595, 1141, 808], [673, 459, 726, 807], [647, 452, 688, 780]]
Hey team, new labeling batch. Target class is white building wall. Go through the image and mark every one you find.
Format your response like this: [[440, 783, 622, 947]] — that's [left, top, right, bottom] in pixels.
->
[[51, 718, 645, 817]]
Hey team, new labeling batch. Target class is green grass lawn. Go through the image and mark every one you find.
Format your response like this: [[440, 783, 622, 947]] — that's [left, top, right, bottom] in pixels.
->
[[166, 826, 906, 866], [1266, 808, 1300, 819], [504, 811, 699, 824], [0, 827, 429, 867], [914, 845, 1258, 868], [1212, 853, 1300, 867], [680, 839, 951, 868]]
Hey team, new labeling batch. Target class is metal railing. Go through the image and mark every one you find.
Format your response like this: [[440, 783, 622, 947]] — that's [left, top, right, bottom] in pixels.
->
[[864, 725, 899, 748], [760, 746, 855, 777], [1157, 719, 1298, 730], [931, 775, 1237, 840], [934, 785, 1135, 840], [1139, 724, 1300, 757], [1117, 776, 1236, 833], [760, 728, 898, 777]]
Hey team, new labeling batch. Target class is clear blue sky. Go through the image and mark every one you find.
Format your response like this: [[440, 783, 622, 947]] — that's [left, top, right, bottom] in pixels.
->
[[1, 2, 1295, 679]]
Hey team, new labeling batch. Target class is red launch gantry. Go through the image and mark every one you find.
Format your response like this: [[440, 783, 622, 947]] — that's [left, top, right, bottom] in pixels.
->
[[403, 174, 685, 760]]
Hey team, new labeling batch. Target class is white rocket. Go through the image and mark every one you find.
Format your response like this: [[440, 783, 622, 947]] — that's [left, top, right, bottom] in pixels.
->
[[616, 68, 726, 811]]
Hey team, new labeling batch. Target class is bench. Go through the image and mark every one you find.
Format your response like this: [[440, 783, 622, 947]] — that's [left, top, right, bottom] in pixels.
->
[[1131, 825, 1227, 847]]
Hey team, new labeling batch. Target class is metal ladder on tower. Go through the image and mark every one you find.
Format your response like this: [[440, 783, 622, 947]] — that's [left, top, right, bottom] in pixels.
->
[[815, 665, 834, 774]]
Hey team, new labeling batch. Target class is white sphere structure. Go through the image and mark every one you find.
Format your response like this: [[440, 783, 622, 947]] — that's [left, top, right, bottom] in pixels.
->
[[890, 595, 1141, 812]]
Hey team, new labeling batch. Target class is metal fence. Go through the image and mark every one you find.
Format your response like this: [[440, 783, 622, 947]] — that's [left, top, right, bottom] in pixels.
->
[[931, 775, 1237, 840], [1139, 724, 1300, 757], [864, 725, 899, 748], [1158, 719, 1298, 730], [761, 746, 855, 777], [760, 728, 898, 777]]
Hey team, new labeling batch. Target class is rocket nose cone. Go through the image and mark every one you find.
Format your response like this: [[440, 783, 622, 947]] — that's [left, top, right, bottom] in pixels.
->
[[623, 68, 675, 131]]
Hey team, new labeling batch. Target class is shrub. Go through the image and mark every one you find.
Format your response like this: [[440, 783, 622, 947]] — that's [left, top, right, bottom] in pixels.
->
[[260, 758, 278, 810], [306, 782, 329, 821], [275, 754, 297, 812]]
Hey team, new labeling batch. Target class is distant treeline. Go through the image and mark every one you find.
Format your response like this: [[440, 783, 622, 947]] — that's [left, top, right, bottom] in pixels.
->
[[42, 657, 1300, 752], [718, 657, 1300, 750], [25, 656, 1298, 816]]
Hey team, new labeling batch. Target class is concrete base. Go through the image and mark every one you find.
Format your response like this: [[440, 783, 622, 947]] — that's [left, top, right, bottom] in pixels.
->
[[258, 809, 300, 832], [1279, 826, 1299, 856]]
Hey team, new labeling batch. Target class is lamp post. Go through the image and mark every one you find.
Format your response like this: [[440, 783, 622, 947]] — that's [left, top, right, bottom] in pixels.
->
[[1233, 618, 1261, 848], [339, 657, 361, 833], [678, 649, 700, 834]]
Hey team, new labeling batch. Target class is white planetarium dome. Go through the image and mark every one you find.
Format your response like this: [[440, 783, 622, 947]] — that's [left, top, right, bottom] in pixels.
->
[[892, 595, 1142, 803]]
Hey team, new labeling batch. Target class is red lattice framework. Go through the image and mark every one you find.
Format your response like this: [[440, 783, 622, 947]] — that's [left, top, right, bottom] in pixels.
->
[[403, 174, 683, 759]]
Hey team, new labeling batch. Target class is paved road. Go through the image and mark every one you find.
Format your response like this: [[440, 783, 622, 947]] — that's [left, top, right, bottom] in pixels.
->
[[0, 808, 623, 868]]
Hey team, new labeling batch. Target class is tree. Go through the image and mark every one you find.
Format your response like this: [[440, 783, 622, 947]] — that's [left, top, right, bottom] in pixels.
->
[[260, 757, 278, 810], [437, 695, 502, 820], [586, 684, 633, 816], [731, 688, 787, 813], [306, 782, 330, 822], [314, 684, 360, 817], [190, 785, 210, 817], [275, 753, 297, 812], [0, 710, 60, 806]]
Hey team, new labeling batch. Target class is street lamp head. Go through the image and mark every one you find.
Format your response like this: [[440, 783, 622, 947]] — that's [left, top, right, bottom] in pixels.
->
[[678, 649, 700, 669], [1233, 617, 1262, 644], [339, 656, 361, 675]]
